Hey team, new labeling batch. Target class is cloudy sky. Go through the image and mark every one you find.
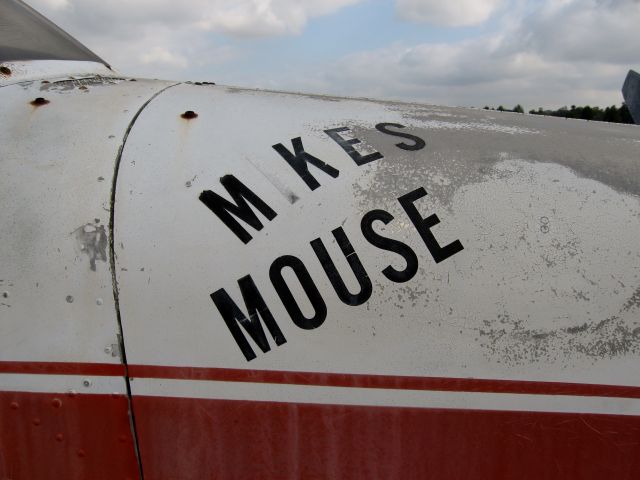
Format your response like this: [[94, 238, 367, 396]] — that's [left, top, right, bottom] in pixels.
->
[[29, 0, 640, 109]]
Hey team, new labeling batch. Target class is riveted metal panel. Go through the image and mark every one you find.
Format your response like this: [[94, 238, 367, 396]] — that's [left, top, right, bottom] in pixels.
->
[[0, 75, 175, 364], [112, 85, 640, 478]]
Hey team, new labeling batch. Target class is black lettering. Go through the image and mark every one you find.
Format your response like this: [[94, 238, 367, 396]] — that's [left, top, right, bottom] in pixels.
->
[[211, 275, 286, 362], [361, 209, 419, 282], [199, 175, 277, 244], [310, 227, 372, 306], [324, 127, 383, 166], [269, 255, 327, 330], [272, 137, 340, 190], [375, 123, 426, 151], [398, 188, 464, 263]]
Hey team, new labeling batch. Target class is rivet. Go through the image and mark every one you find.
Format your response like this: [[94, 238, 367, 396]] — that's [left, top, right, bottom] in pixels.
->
[[111, 392, 120, 399], [66, 295, 74, 303], [0, 66, 11, 75], [55, 433, 64, 442], [2, 291, 8, 298], [104, 346, 112, 354], [32, 418, 41, 426], [66, 389, 78, 398], [9, 401, 19, 410], [96, 298, 103, 306], [77, 449, 86, 458], [51, 398, 62, 408], [118, 434, 128, 443], [181, 110, 198, 119], [82, 379, 92, 388], [31, 97, 50, 106]]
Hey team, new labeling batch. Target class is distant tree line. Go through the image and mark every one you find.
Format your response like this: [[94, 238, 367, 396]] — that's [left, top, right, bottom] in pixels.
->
[[482, 103, 634, 124]]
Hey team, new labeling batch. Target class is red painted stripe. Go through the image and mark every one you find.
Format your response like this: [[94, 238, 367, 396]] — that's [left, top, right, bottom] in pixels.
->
[[0, 361, 125, 377], [134, 396, 640, 480], [128, 364, 640, 399], [0, 391, 139, 480], [3, 361, 640, 399]]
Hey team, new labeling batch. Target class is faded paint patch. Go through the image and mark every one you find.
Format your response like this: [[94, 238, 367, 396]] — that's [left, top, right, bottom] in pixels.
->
[[72, 220, 108, 271], [392, 104, 640, 197], [353, 154, 640, 367]]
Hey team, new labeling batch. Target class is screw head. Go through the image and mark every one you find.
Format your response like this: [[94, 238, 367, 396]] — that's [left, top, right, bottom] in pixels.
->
[[181, 110, 198, 119], [31, 97, 50, 106]]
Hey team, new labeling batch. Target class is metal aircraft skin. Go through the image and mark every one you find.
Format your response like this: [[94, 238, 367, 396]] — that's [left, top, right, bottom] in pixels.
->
[[2, 1, 640, 479]]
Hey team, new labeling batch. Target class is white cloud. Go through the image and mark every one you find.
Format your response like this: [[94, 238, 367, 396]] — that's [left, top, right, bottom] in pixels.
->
[[395, 0, 504, 26], [26, 0, 360, 76], [197, 0, 360, 37], [22, 0, 640, 108], [140, 47, 188, 69], [268, 0, 640, 108], [36, 0, 70, 8], [512, 0, 640, 65]]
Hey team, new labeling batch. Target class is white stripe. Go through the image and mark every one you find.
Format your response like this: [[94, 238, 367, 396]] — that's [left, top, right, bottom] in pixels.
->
[[130, 377, 640, 416], [0, 373, 127, 395]]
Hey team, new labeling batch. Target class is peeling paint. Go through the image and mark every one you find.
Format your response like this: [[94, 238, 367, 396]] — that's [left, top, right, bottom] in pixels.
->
[[39, 76, 123, 93], [72, 220, 108, 271], [354, 154, 640, 366]]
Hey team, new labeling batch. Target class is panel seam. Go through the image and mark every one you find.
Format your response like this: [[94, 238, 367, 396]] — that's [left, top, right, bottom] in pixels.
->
[[109, 81, 181, 480]]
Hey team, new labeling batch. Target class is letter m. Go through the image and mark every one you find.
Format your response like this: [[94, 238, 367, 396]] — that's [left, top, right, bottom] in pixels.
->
[[211, 275, 286, 361], [199, 174, 277, 244]]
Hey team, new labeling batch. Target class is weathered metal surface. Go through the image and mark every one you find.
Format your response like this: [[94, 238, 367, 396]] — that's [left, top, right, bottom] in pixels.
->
[[0, 60, 115, 88], [0, 390, 139, 479], [110, 84, 640, 477], [2, 73, 640, 478], [115, 85, 640, 382], [0, 73, 174, 364], [0, 73, 174, 479]]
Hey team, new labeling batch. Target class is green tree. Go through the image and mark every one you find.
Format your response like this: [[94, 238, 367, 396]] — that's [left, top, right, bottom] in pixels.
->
[[581, 106, 594, 120]]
